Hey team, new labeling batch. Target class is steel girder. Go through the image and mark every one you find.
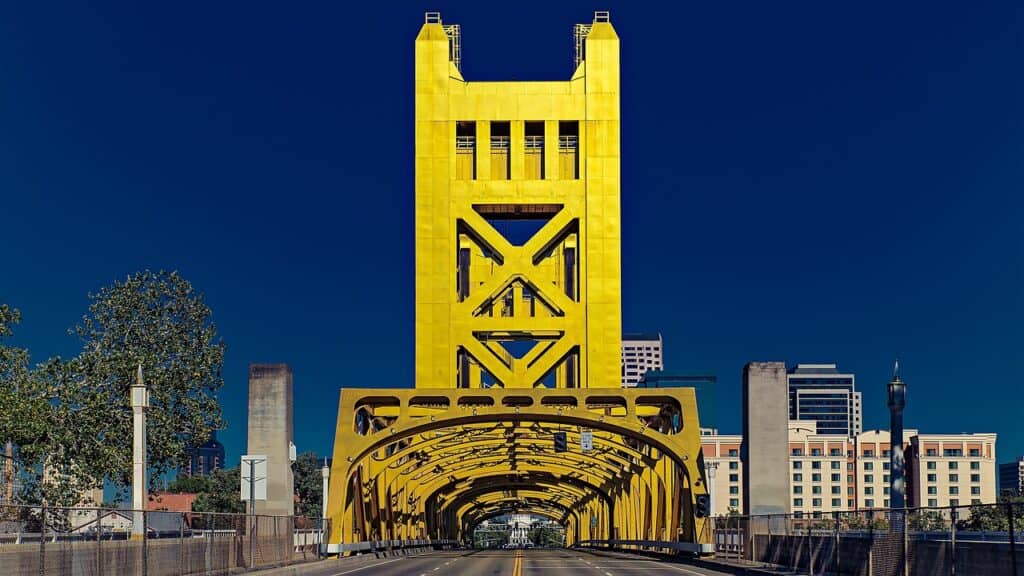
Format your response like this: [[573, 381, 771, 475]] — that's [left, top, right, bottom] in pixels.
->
[[326, 387, 710, 554]]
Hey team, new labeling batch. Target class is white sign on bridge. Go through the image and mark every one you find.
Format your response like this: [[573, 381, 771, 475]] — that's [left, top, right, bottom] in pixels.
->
[[240, 455, 268, 501], [581, 430, 593, 452]]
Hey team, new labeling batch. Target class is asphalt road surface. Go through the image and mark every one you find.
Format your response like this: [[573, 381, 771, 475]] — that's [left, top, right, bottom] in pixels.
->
[[290, 549, 737, 576]]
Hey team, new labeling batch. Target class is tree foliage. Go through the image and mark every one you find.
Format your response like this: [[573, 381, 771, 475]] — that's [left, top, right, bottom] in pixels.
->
[[959, 496, 1024, 531], [1, 270, 226, 505], [293, 451, 326, 519], [191, 468, 245, 515], [70, 270, 226, 489]]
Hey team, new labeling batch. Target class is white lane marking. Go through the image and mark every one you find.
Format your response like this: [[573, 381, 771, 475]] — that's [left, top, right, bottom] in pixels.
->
[[661, 564, 723, 576], [329, 557, 402, 576], [605, 572, 614, 576]]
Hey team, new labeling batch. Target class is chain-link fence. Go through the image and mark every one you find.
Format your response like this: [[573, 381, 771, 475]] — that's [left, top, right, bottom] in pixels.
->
[[0, 503, 327, 576], [712, 502, 1024, 576]]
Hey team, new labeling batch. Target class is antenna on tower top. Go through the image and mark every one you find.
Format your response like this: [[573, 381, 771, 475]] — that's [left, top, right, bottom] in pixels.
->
[[893, 358, 900, 379]]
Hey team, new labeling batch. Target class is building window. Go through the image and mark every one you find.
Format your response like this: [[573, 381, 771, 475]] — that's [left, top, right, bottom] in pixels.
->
[[883, 487, 890, 495], [831, 474, 841, 482], [729, 486, 739, 495], [812, 473, 822, 482], [927, 462, 936, 470], [883, 462, 890, 471], [928, 487, 937, 495], [949, 474, 959, 482], [729, 462, 738, 470], [926, 449, 937, 456], [865, 487, 874, 495], [524, 121, 545, 179], [832, 486, 841, 494], [793, 473, 803, 482], [848, 499, 855, 508], [794, 486, 803, 494], [830, 448, 842, 456], [812, 461, 822, 470], [864, 462, 873, 471], [729, 474, 739, 482], [831, 461, 841, 470], [728, 449, 739, 457], [863, 450, 874, 457], [949, 486, 959, 495], [794, 498, 804, 507], [812, 486, 822, 495], [884, 499, 890, 507], [792, 448, 803, 456], [949, 462, 959, 470], [847, 463, 854, 471], [729, 498, 740, 508], [793, 461, 803, 470], [811, 448, 822, 456], [970, 462, 980, 470], [950, 499, 960, 507], [865, 499, 874, 508], [812, 498, 822, 508], [928, 499, 938, 507], [971, 486, 981, 495], [832, 498, 842, 507], [971, 474, 980, 483], [455, 121, 477, 180], [883, 475, 890, 483], [944, 449, 963, 457], [969, 448, 981, 457], [490, 121, 510, 179], [864, 475, 874, 483], [927, 474, 937, 482], [558, 121, 579, 179]]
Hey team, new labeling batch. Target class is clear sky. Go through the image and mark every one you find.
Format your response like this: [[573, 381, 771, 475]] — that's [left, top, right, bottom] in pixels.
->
[[1, 2, 1022, 469]]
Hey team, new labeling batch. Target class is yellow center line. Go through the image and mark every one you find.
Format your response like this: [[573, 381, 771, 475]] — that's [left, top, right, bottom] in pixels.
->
[[512, 549, 523, 576]]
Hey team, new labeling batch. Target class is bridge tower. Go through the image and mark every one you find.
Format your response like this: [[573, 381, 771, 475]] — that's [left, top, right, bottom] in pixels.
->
[[415, 11, 621, 390], [326, 12, 711, 556]]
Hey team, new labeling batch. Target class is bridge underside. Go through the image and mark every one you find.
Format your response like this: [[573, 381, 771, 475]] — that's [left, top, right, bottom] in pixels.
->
[[326, 387, 711, 554]]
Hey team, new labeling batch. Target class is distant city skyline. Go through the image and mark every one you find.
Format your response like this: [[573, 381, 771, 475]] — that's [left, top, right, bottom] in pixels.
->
[[1, 2, 1021, 470]]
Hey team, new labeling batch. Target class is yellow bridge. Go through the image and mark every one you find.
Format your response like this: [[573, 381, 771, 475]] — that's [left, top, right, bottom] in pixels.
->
[[326, 11, 711, 554]]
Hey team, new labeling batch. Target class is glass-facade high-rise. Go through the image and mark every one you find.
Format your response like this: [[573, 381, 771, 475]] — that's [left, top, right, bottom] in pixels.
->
[[787, 363, 861, 437]]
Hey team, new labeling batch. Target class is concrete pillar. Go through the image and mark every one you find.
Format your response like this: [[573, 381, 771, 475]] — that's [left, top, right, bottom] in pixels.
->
[[247, 364, 294, 516], [742, 362, 790, 517]]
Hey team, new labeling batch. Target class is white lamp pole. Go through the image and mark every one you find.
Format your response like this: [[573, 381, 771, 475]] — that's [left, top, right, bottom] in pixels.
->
[[131, 363, 149, 539]]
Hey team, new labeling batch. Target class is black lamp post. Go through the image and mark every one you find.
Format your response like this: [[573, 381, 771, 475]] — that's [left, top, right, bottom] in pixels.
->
[[888, 363, 907, 511]]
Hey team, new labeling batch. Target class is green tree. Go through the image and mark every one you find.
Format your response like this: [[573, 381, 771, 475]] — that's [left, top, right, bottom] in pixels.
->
[[292, 451, 326, 519], [69, 270, 226, 491], [192, 468, 245, 515], [959, 496, 1024, 531]]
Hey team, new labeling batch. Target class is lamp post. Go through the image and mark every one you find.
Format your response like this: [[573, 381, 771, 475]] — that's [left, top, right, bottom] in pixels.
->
[[705, 461, 719, 517], [887, 363, 906, 512], [321, 460, 330, 556], [131, 363, 149, 540]]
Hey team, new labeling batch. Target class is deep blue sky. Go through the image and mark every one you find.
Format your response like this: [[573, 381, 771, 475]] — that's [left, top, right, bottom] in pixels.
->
[[2, 2, 1022, 468]]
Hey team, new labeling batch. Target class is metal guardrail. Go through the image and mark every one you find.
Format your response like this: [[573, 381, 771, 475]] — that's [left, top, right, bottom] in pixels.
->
[[328, 538, 456, 554], [575, 538, 714, 555]]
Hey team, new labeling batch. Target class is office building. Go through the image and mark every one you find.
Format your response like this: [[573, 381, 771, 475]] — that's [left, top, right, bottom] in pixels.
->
[[701, 433, 743, 516], [787, 363, 862, 437], [907, 433, 998, 508], [180, 431, 226, 477], [999, 457, 1024, 496], [639, 370, 717, 430], [621, 333, 663, 387], [701, 425, 997, 516]]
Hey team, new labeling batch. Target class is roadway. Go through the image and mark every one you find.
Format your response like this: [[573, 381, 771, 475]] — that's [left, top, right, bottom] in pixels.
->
[[285, 549, 738, 576]]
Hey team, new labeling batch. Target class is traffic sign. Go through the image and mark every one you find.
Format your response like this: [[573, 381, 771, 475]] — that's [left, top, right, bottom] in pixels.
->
[[580, 430, 593, 452]]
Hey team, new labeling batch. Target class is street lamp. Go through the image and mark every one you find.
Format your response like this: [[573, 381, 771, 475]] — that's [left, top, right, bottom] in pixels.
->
[[131, 363, 149, 540]]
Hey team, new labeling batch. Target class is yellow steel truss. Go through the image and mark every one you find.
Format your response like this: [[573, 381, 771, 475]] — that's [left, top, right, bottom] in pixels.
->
[[326, 12, 711, 555]]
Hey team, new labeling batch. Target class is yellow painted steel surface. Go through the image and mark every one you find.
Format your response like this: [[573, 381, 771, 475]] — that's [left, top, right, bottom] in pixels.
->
[[326, 13, 710, 555]]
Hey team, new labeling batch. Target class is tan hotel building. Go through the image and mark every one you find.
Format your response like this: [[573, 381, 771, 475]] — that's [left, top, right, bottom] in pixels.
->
[[701, 423, 997, 517]]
